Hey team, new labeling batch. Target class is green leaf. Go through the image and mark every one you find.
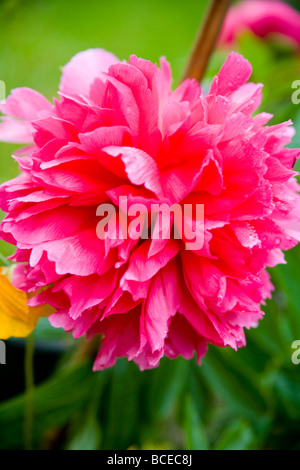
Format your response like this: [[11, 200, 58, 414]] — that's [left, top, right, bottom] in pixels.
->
[[0, 251, 10, 267], [102, 360, 141, 450], [273, 371, 300, 420], [0, 361, 96, 449], [214, 419, 258, 450], [67, 411, 102, 450], [183, 394, 209, 450], [199, 347, 268, 417]]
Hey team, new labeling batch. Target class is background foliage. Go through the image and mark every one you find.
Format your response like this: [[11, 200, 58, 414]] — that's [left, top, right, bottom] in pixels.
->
[[0, 0, 300, 450]]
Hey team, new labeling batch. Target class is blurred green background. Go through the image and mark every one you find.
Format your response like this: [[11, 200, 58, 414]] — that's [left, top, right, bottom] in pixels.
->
[[1, 0, 300, 450]]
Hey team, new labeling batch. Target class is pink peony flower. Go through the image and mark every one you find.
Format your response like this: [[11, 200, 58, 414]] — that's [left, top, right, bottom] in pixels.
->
[[0, 49, 299, 370], [219, 0, 300, 48]]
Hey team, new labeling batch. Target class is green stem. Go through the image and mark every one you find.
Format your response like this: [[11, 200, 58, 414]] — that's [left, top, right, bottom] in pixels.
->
[[24, 333, 35, 450]]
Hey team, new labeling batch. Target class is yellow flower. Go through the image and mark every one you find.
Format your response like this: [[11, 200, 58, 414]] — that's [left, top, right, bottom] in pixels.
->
[[0, 266, 51, 340]]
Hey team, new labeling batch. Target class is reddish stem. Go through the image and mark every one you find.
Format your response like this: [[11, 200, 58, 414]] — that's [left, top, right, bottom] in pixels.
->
[[183, 0, 231, 82]]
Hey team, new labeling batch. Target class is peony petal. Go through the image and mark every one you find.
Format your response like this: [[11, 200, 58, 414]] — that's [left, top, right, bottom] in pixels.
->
[[59, 48, 119, 97]]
